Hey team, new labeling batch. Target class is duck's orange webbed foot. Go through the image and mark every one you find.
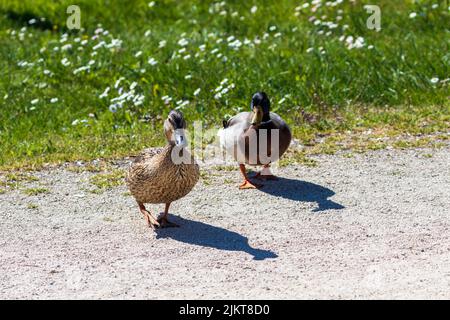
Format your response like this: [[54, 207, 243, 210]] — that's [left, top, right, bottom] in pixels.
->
[[157, 217, 180, 228], [239, 179, 262, 189], [156, 203, 179, 228], [238, 164, 263, 189], [138, 202, 160, 229], [254, 165, 278, 181]]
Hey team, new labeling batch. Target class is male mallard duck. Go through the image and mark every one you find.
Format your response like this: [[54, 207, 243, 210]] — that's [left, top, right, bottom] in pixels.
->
[[218, 92, 291, 189], [126, 110, 199, 229]]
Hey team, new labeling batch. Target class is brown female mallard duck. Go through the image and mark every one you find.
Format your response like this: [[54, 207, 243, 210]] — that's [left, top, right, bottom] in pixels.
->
[[126, 110, 199, 229], [218, 92, 291, 189]]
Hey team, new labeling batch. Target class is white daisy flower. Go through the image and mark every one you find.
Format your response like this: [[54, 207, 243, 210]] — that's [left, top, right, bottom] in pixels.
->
[[159, 40, 167, 48], [99, 87, 110, 99], [148, 57, 158, 65], [353, 36, 365, 49], [93, 41, 106, 50], [178, 38, 189, 46], [61, 58, 71, 67], [109, 104, 118, 113], [114, 77, 124, 89], [73, 66, 90, 74], [176, 100, 189, 109]]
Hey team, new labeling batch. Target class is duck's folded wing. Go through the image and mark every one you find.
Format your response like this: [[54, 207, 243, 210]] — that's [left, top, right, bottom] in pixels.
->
[[218, 112, 251, 150], [126, 148, 164, 184], [131, 147, 164, 164], [269, 112, 291, 131], [225, 112, 251, 128]]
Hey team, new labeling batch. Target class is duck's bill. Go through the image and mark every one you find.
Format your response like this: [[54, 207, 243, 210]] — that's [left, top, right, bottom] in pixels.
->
[[251, 106, 264, 125]]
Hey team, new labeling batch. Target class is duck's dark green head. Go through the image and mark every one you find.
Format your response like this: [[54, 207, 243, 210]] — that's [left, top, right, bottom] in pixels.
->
[[164, 110, 187, 147], [250, 92, 270, 125]]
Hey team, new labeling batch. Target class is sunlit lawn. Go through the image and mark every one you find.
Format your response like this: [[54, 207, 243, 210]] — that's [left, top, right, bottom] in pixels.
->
[[0, 0, 448, 169]]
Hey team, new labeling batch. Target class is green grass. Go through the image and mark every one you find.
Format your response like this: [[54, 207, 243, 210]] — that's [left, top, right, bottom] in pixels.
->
[[213, 165, 237, 171], [0, 171, 39, 190], [22, 187, 49, 195], [27, 203, 38, 209], [4, 172, 39, 182], [0, 0, 449, 169], [66, 161, 112, 173], [199, 169, 213, 185], [279, 150, 319, 168], [89, 169, 125, 190]]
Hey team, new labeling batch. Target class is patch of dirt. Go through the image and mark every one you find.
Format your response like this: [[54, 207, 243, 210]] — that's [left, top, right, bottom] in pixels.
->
[[0, 147, 449, 299]]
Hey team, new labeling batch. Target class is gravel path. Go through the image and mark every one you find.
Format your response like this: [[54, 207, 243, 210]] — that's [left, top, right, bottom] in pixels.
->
[[1, 147, 449, 299]]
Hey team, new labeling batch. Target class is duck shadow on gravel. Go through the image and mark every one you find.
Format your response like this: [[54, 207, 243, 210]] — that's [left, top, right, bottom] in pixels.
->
[[254, 176, 345, 212], [155, 216, 278, 261]]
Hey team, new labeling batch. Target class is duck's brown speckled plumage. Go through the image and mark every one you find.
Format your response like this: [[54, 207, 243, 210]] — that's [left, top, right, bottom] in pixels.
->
[[126, 145, 199, 204]]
